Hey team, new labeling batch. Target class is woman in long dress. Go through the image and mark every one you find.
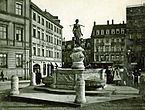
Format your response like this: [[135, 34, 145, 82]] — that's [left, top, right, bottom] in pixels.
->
[[113, 67, 121, 86]]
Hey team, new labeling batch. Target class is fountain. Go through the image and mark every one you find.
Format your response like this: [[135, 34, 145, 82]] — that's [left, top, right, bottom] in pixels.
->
[[41, 19, 106, 103]]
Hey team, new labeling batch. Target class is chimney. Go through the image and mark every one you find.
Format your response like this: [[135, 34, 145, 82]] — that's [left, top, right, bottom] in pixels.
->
[[123, 21, 125, 24], [107, 20, 109, 25], [94, 21, 96, 26], [112, 19, 114, 24], [45, 9, 47, 12]]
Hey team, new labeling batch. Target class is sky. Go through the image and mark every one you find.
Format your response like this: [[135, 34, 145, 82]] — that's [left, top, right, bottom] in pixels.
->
[[32, 0, 145, 41]]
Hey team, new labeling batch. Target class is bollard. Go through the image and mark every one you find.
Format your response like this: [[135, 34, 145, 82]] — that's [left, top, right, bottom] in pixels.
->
[[139, 75, 145, 96], [74, 72, 86, 104], [30, 72, 36, 86], [10, 75, 19, 95]]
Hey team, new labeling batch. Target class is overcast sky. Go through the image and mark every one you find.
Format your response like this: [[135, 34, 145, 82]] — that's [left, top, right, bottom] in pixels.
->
[[32, 0, 145, 41]]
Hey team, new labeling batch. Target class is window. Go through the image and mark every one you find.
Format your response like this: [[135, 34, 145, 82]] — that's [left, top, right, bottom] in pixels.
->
[[33, 12, 36, 21], [101, 30, 104, 35], [111, 46, 114, 52], [15, 27, 23, 41], [111, 29, 115, 34], [116, 55, 119, 60], [106, 39, 109, 43], [50, 24, 53, 30], [106, 29, 110, 35], [15, 1, 23, 15], [100, 56, 104, 61], [111, 55, 115, 61], [100, 46, 103, 52], [42, 32, 44, 40], [46, 21, 48, 28], [116, 29, 120, 34], [105, 46, 109, 52], [33, 28, 36, 37], [42, 18, 44, 25], [51, 36, 53, 43], [121, 55, 124, 61], [16, 54, 23, 67], [33, 47, 36, 56], [46, 34, 48, 42], [37, 30, 40, 39], [57, 52, 59, 58], [48, 50, 51, 57], [43, 63, 46, 75], [121, 28, 125, 34], [0, 53, 7, 68], [57, 39, 59, 45], [46, 50, 48, 57], [96, 30, 99, 35], [54, 52, 57, 58], [106, 55, 109, 61], [54, 37, 56, 45], [116, 39, 120, 43], [116, 46, 120, 51], [48, 35, 51, 43], [42, 49, 44, 56], [0, 24, 7, 39], [48, 23, 51, 29], [49, 50, 53, 58], [37, 15, 40, 23], [54, 26, 56, 32], [0, 0, 7, 11], [37, 48, 40, 56]]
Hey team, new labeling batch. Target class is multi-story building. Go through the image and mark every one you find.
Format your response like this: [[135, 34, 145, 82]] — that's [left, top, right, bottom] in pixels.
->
[[30, 2, 63, 77], [0, 0, 30, 79], [91, 20, 126, 67], [62, 37, 92, 68], [126, 4, 145, 69]]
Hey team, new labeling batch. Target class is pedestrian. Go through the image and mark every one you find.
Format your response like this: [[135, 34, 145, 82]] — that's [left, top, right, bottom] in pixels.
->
[[113, 67, 121, 86], [105, 66, 113, 84], [36, 69, 42, 85], [1, 70, 4, 82], [133, 69, 141, 88]]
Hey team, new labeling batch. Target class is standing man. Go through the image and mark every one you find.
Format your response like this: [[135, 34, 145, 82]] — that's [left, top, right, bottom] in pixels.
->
[[1, 70, 4, 82], [133, 68, 141, 88]]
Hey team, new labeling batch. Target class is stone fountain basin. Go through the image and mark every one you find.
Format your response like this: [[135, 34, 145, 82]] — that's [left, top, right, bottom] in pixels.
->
[[42, 68, 106, 90]]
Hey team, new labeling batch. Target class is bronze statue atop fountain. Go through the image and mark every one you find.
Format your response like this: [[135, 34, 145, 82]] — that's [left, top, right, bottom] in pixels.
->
[[72, 19, 84, 47]]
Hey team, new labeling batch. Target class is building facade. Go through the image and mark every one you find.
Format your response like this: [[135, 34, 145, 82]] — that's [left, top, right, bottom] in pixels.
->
[[30, 2, 63, 77], [62, 38, 92, 68], [0, 0, 30, 79], [126, 4, 145, 69], [91, 20, 126, 67]]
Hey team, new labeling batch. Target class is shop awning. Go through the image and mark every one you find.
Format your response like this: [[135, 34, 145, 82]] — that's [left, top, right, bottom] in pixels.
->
[[51, 62, 56, 66], [55, 63, 62, 67]]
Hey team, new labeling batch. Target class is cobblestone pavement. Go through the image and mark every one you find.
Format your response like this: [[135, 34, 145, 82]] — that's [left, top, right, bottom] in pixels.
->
[[0, 94, 145, 110], [0, 89, 144, 110], [0, 81, 145, 110]]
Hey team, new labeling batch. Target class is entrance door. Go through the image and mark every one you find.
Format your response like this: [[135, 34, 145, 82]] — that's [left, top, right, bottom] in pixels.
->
[[33, 64, 40, 72]]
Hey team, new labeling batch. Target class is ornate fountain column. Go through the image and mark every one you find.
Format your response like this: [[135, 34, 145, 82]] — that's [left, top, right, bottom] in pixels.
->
[[70, 46, 86, 104]]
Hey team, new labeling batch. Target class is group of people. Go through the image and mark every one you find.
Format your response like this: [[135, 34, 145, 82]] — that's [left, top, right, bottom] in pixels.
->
[[105, 65, 141, 88]]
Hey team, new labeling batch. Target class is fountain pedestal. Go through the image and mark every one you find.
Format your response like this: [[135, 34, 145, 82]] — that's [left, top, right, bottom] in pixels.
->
[[70, 46, 86, 103], [74, 69, 86, 103]]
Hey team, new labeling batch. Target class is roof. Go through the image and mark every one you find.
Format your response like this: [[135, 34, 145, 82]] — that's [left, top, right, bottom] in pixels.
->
[[93, 24, 126, 30], [30, 2, 63, 28]]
